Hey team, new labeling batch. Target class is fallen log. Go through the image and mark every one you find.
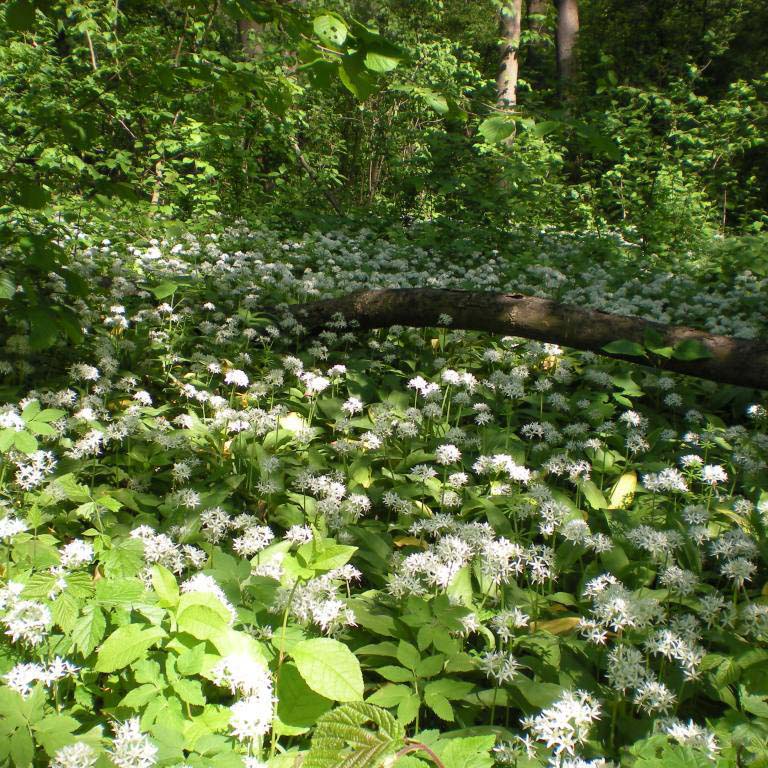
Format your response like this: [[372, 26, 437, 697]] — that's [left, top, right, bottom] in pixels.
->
[[282, 288, 768, 390]]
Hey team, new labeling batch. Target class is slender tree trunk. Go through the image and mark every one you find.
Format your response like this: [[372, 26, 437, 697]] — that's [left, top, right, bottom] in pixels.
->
[[555, 0, 579, 89], [238, 19, 265, 59], [526, 0, 550, 88], [497, 0, 523, 108], [275, 288, 768, 389]]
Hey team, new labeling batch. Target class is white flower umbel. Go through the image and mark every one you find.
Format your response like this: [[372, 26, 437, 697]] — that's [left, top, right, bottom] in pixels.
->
[[524, 689, 601, 758], [110, 718, 157, 768], [50, 742, 98, 768]]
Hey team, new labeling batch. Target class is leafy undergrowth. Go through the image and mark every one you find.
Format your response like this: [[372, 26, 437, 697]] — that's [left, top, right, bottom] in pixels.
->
[[0, 222, 767, 768]]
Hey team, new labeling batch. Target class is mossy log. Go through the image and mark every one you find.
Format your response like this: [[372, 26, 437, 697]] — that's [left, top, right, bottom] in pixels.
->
[[283, 288, 768, 390]]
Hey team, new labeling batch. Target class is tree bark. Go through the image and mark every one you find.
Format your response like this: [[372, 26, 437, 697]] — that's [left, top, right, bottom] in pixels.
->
[[555, 0, 579, 88], [497, 0, 523, 108], [279, 288, 768, 389], [239, 19, 265, 59]]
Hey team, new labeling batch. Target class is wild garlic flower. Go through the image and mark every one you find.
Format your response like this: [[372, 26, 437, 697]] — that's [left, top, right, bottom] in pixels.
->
[[524, 689, 601, 757], [110, 718, 157, 768]]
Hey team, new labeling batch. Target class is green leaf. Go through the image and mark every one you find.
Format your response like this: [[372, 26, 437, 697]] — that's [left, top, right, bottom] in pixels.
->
[[424, 690, 454, 721], [313, 13, 348, 47], [173, 677, 206, 706], [364, 50, 400, 73], [9, 727, 33, 767], [478, 116, 516, 143], [303, 702, 405, 768], [152, 565, 180, 607], [32, 714, 80, 755], [602, 339, 646, 357], [434, 735, 495, 768], [397, 692, 420, 724], [6, 0, 35, 31], [176, 592, 232, 641], [292, 638, 364, 702], [376, 665, 413, 683], [176, 643, 205, 676], [120, 683, 159, 710], [366, 684, 411, 708], [151, 281, 179, 299], [277, 663, 333, 727], [672, 339, 713, 361], [396, 641, 420, 671], [13, 431, 37, 454], [95, 624, 167, 672], [578, 479, 608, 510]]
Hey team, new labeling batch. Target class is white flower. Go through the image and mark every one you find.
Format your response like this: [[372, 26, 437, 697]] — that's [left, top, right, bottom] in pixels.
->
[[110, 718, 157, 768], [225, 369, 249, 388], [229, 691, 275, 741], [50, 742, 98, 768], [212, 654, 272, 696], [341, 396, 363, 416], [435, 443, 461, 465], [525, 689, 601, 757], [3, 600, 52, 645], [59, 539, 94, 569], [700, 464, 728, 485], [0, 515, 27, 541]]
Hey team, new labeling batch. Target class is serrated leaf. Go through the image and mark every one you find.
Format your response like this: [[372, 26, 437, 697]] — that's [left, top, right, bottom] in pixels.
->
[[396, 641, 420, 671], [424, 691, 454, 721], [173, 677, 206, 706], [366, 684, 411, 708], [71, 606, 106, 658], [292, 638, 364, 702], [13, 431, 37, 454], [95, 624, 167, 672]]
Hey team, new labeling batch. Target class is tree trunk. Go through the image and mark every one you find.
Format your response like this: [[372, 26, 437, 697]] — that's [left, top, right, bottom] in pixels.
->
[[497, 0, 523, 108], [555, 0, 579, 89], [238, 19, 265, 59], [526, 0, 550, 88], [278, 288, 768, 389]]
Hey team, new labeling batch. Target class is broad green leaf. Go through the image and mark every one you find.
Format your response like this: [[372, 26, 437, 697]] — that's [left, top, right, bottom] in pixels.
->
[[672, 339, 713, 361], [176, 592, 232, 641], [366, 684, 411, 708], [13, 431, 37, 454], [396, 640, 420, 671], [364, 50, 400, 73], [314, 14, 348, 47], [151, 281, 179, 299], [292, 638, 364, 702], [277, 663, 333, 727], [602, 339, 646, 357], [578, 479, 607, 510], [478, 116, 516, 144], [95, 624, 167, 672], [152, 565, 180, 607]]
